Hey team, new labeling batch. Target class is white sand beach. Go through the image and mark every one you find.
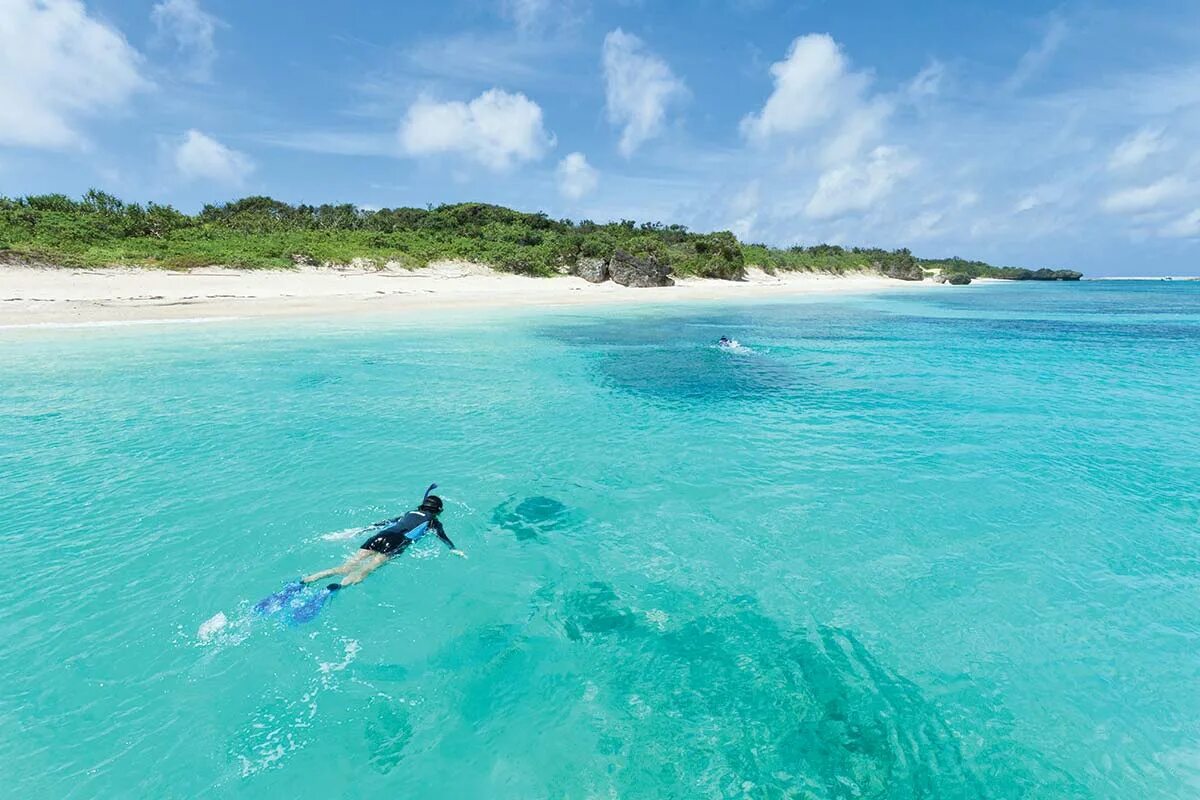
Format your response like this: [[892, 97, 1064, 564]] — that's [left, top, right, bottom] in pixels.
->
[[0, 263, 941, 328]]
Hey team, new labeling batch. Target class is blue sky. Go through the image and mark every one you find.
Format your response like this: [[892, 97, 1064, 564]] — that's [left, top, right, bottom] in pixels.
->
[[2, 0, 1199, 275]]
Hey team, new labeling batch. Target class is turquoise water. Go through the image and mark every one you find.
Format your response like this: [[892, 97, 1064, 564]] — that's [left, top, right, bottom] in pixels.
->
[[2, 281, 1198, 798]]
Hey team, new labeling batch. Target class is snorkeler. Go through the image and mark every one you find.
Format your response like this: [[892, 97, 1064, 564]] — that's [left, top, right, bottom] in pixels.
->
[[301, 492, 466, 592]]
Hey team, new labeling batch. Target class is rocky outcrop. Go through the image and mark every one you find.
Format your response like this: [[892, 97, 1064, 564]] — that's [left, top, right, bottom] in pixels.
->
[[571, 256, 609, 283], [1011, 268, 1083, 281], [608, 249, 674, 287], [935, 273, 972, 285], [873, 258, 924, 281]]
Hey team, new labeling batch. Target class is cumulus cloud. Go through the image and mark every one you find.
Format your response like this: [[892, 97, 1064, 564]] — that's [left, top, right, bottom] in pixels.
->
[[805, 146, 916, 219], [740, 32, 905, 187], [602, 29, 687, 157], [819, 99, 893, 167], [738, 34, 915, 223], [625, 12, 1198, 269], [1101, 176, 1188, 214], [175, 129, 254, 184], [740, 34, 881, 145], [0, 0, 148, 149], [557, 152, 598, 199], [1108, 127, 1167, 171], [151, 0, 221, 82], [399, 89, 553, 171]]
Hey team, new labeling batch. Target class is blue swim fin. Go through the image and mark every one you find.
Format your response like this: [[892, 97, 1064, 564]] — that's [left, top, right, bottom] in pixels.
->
[[285, 586, 335, 626], [253, 580, 304, 617]]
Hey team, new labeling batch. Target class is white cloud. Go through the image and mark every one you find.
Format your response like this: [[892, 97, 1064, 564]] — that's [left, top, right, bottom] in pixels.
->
[[1013, 195, 1039, 213], [0, 0, 147, 149], [255, 130, 395, 157], [602, 12, 1200, 272], [906, 61, 945, 101], [741, 32, 902, 178], [602, 29, 687, 157], [736, 34, 915, 224], [503, 0, 551, 31], [805, 146, 916, 219], [151, 0, 221, 82], [727, 180, 761, 240], [404, 33, 549, 86], [1101, 177, 1188, 214], [557, 152, 598, 199], [1108, 127, 1166, 171], [819, 98, 892, 166], [1161, 209, 1200, 238], [1012, 182, 1073, 214], [1005, 16, 1068, 93], [740, 34, 875, 142], [499, 0, 585, 33], [905, 210, 944, 240], [174, 129, 254, 184], [399, 88, 553, 171]]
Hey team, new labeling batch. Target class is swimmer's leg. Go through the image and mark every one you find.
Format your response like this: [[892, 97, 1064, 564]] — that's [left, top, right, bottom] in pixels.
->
[[340, 552, 388, 586], [303, 550, 372, 584]]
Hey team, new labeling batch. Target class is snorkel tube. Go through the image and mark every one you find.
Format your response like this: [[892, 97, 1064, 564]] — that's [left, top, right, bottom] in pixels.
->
[[417, 482, 443, 518]]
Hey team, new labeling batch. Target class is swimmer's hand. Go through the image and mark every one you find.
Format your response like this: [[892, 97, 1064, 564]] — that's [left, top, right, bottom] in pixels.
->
[[450, 549, 468, 559]]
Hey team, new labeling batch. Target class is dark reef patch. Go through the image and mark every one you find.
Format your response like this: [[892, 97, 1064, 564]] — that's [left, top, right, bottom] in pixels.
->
[[491, 495, 577, 542]]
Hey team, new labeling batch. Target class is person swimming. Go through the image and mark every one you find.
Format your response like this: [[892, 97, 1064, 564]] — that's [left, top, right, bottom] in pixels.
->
[[301, 494, 466, 591], [718, 336, 740, 348]]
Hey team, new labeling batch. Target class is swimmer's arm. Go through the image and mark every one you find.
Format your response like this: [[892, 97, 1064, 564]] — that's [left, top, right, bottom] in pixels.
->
[[434, 521, 467, 558]]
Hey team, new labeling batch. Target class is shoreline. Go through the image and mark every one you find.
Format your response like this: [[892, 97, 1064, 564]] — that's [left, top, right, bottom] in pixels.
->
[[0, 263, 952, 330]]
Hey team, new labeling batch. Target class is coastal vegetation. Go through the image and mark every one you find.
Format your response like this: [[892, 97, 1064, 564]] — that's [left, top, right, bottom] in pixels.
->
[[0, 190, 1079, 280]]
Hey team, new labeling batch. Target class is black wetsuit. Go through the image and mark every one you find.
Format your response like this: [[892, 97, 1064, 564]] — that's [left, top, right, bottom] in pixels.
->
[[359, 510, 455, 556]]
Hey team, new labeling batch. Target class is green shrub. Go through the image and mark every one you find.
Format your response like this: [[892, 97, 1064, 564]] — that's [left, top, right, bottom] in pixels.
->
[[0, 190, 1054, 278]]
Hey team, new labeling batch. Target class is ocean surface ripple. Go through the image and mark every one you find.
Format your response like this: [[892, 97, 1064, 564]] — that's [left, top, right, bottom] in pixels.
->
[[1, 281, 1198, 798]]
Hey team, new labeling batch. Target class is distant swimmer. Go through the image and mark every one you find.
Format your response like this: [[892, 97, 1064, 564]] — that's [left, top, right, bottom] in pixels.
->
[[301, 487, 466, 593], [717, 336, 741, 349]]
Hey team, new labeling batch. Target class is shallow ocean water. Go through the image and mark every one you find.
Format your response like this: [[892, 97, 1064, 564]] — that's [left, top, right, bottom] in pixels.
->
[[1, 281, 1198, 798]]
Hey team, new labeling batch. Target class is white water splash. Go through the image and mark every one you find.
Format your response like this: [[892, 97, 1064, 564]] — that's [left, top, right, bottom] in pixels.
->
[[193, 608, 254, 649], [319, 638, 361, 674], [319, 526, 367, 541], [197, 612, 228, 641], [235, 636, 362, 777]]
